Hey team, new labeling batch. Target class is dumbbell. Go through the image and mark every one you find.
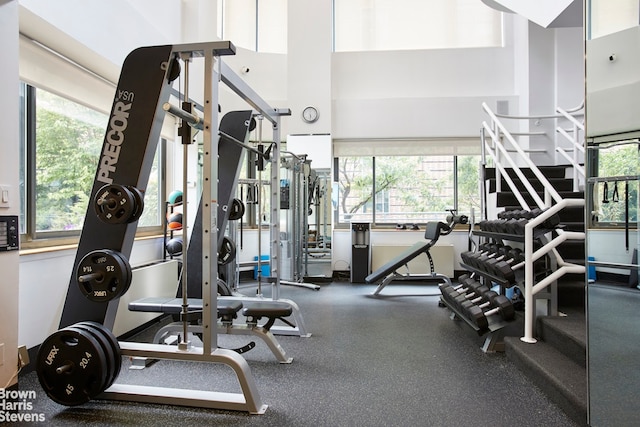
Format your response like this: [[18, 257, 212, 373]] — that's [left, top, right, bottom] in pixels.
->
[[484, 248, 522, 275], [461, 243, 504, 269], [498, 209, 525, 220], [486, 249, 524, 282], [439, 282, 480, 307], [464, 293, 516, 330], [535, 209, 561, 229], [456, 289, 502, 315], [473, 245, 513, 273], [504, 217, 529, 234], [440, 283, 491, 312]]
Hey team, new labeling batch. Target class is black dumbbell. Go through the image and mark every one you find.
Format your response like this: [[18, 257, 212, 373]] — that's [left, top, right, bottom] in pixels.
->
[[484, 248, 522, 275], [463, 293, 516, 330], [441, 283, 491, 312], [462, 244, 504, 270], [472, 293, 516, 322], [487, 249, 524, 282], [529, 208, 561, 229], [504, 217, 529, 234], [473, 245, 512, 273], [439, 282, 481, 307]]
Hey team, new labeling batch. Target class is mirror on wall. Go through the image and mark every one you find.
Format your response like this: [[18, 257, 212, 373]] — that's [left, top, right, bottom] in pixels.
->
[[586, 1, 640, 426]]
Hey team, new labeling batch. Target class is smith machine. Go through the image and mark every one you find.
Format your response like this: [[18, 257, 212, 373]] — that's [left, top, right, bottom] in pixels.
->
[[36, 41, 295, 414]]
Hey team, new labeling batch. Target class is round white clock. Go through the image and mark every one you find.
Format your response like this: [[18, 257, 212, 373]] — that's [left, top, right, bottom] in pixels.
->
[[302, 106, 319, 123]]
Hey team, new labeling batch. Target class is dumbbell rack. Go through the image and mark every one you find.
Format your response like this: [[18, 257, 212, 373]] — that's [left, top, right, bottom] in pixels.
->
[[468, 228, 555, 295], [438, 294, 511, 353]]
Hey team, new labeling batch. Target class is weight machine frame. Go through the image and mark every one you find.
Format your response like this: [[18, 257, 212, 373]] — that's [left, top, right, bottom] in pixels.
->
[[59, 41, 293, 414]]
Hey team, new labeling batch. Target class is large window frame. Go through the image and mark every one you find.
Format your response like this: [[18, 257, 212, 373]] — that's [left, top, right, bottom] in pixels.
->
[[217, 0, 288, 54], [333, 0, 504, 52], [334, 153, 480, 228], [19, 82, 165, 247]]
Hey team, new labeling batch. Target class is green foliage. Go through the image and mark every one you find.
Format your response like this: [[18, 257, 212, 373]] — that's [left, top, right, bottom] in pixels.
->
[[337, 154, 481, 223], [457, 155, 481, 216], [35, 108, 103, 231], [597, 143, 639, 223]]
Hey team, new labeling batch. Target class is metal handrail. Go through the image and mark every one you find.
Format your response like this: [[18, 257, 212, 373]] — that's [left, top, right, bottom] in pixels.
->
[[555, 106, 586, 192], [480, 102, 586, 344], [482, 103, 563, 205]]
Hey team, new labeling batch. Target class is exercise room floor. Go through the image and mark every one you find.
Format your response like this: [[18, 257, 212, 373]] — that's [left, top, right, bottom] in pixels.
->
[[17, 279, 580, 427]]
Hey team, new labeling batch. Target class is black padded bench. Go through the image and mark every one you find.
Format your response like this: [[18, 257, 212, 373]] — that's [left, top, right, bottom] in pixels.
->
[[365, 221, 453, 295], [128, 297, 294, 363]]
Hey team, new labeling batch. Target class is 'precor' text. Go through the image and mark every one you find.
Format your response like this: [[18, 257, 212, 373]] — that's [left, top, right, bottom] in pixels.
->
[[97, 90, 134, 184]]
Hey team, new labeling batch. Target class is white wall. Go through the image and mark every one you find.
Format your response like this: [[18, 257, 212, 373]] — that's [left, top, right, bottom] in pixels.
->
[[332, 229, 470, 273], [19, 239, 164, 349], [0, 0, 20, 389]]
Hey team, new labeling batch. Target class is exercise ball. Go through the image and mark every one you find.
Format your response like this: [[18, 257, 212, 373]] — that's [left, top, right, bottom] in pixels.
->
[[167, 212, 183, 230], [165, 237, 183, 256], [168, 190, 183, 206]]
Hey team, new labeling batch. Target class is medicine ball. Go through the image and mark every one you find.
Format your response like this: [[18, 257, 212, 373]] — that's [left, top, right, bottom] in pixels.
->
[[167, 212, 183, 230], [168, 190, 183, 206], [165, 237, 183, 256]]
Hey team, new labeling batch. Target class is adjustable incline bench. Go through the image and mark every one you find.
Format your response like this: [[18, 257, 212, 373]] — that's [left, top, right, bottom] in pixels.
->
[[365, 214, 467, 296]]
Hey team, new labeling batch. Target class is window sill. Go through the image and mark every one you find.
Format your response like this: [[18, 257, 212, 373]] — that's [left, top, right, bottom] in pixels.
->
[[19, 233, 163, 256]]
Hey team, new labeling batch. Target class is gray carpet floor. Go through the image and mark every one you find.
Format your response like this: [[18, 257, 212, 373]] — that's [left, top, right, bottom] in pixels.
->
[[15, 280, 580, 426]]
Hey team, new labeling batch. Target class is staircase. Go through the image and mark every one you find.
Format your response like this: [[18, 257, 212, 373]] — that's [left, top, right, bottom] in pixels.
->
[[485, 165, 587, 426], [480, 102, 588, 425]]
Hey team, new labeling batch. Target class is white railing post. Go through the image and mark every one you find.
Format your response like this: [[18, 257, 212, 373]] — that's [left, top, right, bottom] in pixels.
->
[[522, 220, 537, 343]]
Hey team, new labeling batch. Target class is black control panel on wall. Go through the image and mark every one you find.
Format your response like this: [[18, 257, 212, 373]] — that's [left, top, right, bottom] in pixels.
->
[[0, 216, 19, 252]]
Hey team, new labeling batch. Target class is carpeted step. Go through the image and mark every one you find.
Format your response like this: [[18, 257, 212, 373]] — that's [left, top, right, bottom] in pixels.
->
[[555, 240, 585, 261], [488, 177, 575, 193], [538, 313, 586, 368], [496, 191, 584, 208], [485, 166, 569, 180], [504, 337, 587, 426], [558, 279, 586, 308]]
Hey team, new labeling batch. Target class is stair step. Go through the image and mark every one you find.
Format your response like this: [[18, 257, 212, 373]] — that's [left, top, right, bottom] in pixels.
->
[[555, 240, 585, 260], [504, 337, 587, 426], [558, 280, 586, 307], [496, 191, 584, 207], [488, 177, 575, 193], [538, 313, 586, 368], [485, 165, 569, 180]]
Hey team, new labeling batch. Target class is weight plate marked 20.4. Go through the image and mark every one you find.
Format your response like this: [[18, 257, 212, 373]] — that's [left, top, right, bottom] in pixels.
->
[[70, 323, 121, 392], [36, 327, 110, 406]]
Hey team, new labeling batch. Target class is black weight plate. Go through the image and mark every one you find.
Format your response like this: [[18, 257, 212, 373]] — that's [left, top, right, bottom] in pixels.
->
[[218, 236, 237, 265], [36, 327, 109, 406], [76, 322, 122, 388], [64, 326, 111, 394], [228, 198, 245, 221], [94, 184, 138, 224], [127, 185, 145, 222], [217, 278, 232, 296], [71, 323, 118, 391], [77, 249, 132, 302]]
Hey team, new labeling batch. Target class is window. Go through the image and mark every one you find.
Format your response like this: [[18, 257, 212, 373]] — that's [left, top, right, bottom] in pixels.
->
[[336, 154, 480, 226], [333, 0, 503, 52], [587, 0, 639, 40], [19, 83, 163, 242], [218, 0, 288, 54], [590, 140, 639, 226]]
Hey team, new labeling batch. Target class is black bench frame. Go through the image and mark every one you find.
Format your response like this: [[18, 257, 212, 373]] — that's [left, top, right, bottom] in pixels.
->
[[365, 221, 454, 296]]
